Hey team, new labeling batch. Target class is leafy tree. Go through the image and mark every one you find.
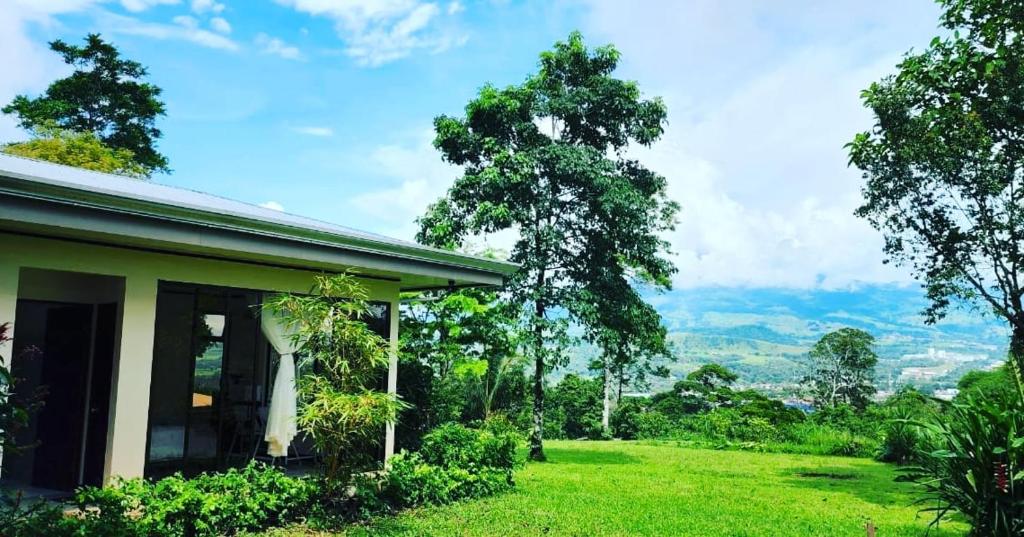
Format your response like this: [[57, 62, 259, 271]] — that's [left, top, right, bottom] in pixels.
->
[[847, 0, 1024, 378], [956, 366, 1015, 403], [400, 286, 526, 424], [547, 374, 604, 440], [687, 363, 739, 390], [263, 274, 405, 490], [2, 124, 147, 178], [804, 328, 878, 411], [3, 34, 168, 174], [417, 32, 677, 460]]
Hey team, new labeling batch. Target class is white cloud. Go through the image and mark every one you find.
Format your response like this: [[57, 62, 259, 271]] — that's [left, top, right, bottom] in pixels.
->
[[260, 201, 285, 211], [120, 0, 180, 12], [570, 0, 944, 289], [290, 126, 334, 136], [172, 14, 197, 28], [100, 11, 239, 50], [446, 1, 463, 15], [274, 0, 467, 66], [190, 0, 225, 14], [255, 33, 303, 60], [209, 16, 231, 34], [347, 129, 457, 239]]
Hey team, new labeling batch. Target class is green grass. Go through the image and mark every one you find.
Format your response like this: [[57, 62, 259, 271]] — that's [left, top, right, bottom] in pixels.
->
[[270, 441, 967, 537]]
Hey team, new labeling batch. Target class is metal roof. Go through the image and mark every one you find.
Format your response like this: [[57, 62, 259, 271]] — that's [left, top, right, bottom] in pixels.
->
[[0, 153, 517, 286]]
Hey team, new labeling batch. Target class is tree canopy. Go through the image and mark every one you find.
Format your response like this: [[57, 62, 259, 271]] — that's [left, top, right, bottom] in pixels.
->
[[848, 0, 1024, 371], [3, 34, 168, 174], [417, 32, 678, 460], [2, 124, 148, 178], [804, 328, 878, 410]]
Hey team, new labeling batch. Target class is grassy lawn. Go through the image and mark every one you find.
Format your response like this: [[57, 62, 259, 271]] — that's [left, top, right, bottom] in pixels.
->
[[271, 440, 967, 537]]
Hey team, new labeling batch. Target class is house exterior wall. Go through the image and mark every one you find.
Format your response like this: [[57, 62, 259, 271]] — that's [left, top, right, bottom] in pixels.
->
[[0, 231, 401, 484]]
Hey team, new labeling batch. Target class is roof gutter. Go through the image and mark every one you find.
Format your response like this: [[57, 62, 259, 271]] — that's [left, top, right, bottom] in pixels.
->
[[0, 174, 519, 278]]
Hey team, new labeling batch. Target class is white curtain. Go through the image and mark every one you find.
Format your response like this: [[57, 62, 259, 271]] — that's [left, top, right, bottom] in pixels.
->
[[261, 309, 302, 457]]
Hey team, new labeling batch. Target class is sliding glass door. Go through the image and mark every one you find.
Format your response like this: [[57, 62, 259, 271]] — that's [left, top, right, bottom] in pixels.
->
[[145, 282, 266, 478]]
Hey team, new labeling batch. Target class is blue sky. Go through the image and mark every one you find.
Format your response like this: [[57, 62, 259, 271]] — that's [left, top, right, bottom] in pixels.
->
[[3, 0, 946, 290]]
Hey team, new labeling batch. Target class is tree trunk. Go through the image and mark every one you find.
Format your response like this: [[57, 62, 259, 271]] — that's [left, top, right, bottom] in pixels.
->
[[1009, 325, 1024, 401], [602, 356, 611, 434], [529, 286, 547, 461]]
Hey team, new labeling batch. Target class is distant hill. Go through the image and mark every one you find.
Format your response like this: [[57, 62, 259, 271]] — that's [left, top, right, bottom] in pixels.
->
[[560, 284, 1009, 396]]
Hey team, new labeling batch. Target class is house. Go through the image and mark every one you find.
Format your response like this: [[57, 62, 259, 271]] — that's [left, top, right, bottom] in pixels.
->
[[0, 154, 516, 494]]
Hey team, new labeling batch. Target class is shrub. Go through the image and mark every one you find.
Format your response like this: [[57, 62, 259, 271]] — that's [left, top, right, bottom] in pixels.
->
[[875, 388, 943, 464], [902, 394, 1024, 536], [634, 411, 674, 440], [0, 493, 76, 537], [780, 422, 879, 458], [0, 462, 316, 537], [611, 398, 649, 440], [378, 423, 521, 509]]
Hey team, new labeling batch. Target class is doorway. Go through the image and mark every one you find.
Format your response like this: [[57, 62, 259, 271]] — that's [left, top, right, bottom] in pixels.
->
[[1, 300, 118, 494]]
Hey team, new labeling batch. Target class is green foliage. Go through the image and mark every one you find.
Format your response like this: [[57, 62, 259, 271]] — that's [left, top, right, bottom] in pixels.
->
[[610, 397, 647, 440], [399, 284, 530, 448], [2, 34, 168, 173], [804, 328, 878, 410], [779, 422, 880, 458], [848, 0, 1024, 373], [2, 123, 148, 178], [875, 387, 944, 464], [417, 31, 677, 460], [377, 423, 521, 509], [901, 394, 1024, 536], [0, 462, 315, 537], [633, 410, 673, 440], [263, 274, 405, 488], [957, 366, 1016, 403], [547, 374, 604, 439], [0, 323, 29, 456], [687, 363, 739, 389]]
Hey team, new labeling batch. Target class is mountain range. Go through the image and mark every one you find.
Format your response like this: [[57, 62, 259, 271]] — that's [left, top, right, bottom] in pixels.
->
[[564, 284, 1009, 396]]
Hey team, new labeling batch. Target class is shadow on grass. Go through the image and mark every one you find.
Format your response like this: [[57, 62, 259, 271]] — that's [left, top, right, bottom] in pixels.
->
[[781, 465, 912, 508], [543, 446, 641, 465]]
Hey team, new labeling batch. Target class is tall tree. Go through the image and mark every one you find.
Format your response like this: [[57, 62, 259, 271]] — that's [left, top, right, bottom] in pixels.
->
[[3, 34, 168, 174], [804, 328, 878, 410], [417, 32, 678, 460], [848, 0, 1024, 378]]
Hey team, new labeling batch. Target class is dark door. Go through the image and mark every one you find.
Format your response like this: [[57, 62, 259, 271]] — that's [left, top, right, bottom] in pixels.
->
[[82, 302, 118, 487], [30, 303, 93, 492], [2, 301, 118, 494]]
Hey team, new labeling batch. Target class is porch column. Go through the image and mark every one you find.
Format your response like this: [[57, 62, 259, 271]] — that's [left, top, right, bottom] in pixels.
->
[[104, 275, 158, 482], [0, 264, 19, 477], [384, 298, 399, 461], [0, 263, 17, 363]]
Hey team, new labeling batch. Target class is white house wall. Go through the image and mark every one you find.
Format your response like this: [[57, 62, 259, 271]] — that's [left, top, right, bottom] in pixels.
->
[[0, 231, 401, 484]]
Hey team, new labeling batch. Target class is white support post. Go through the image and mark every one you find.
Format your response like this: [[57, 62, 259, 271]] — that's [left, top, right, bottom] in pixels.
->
[[103, 275, 158, 482], [384, 298, 399, 462]]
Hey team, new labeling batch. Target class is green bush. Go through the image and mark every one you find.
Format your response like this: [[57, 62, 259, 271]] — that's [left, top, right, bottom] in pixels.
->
[[1, 462, 316, 537], [902, 393, 1024, 536], [634, 411, 674, 440], [610, 397, 647, 439], [780, 422, 879, 458], [875, 388, 943, 464], [378, 423, 521, 509], [0, 493, 76, 537]]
